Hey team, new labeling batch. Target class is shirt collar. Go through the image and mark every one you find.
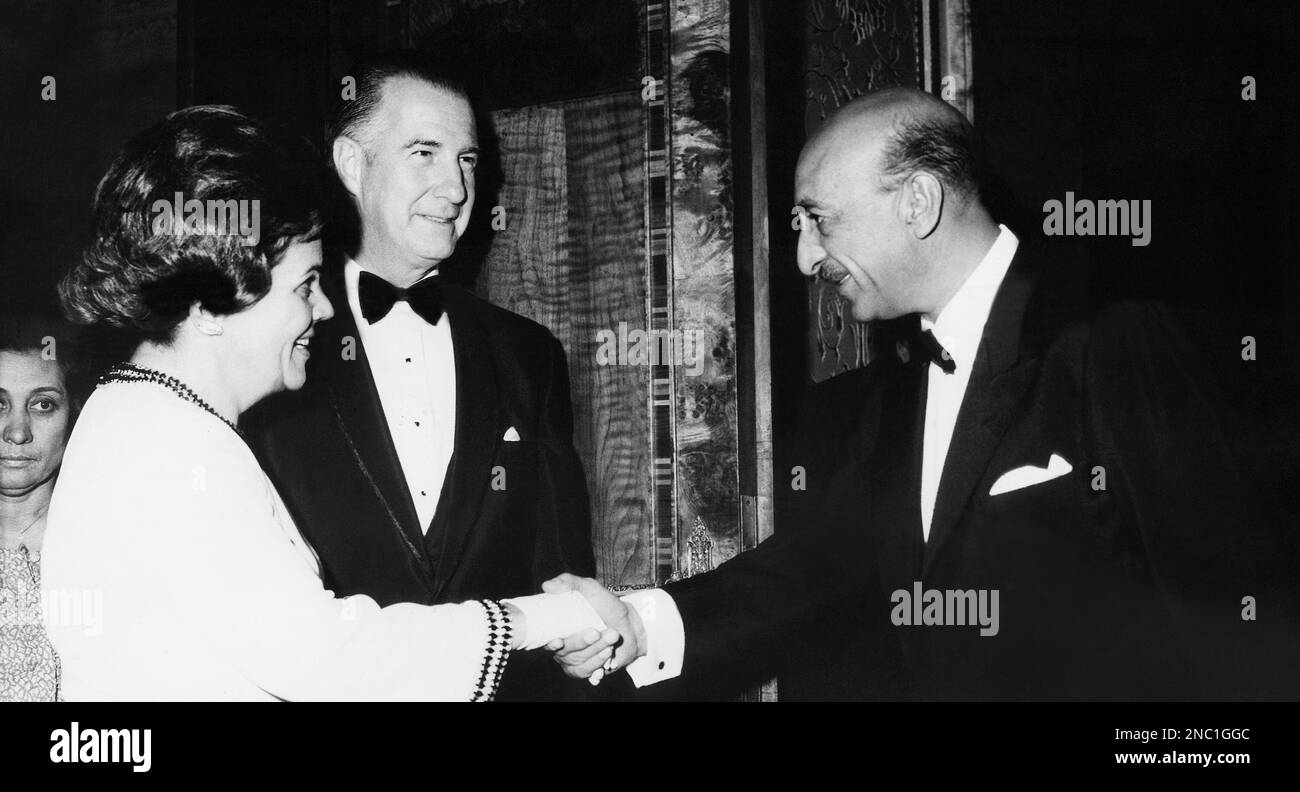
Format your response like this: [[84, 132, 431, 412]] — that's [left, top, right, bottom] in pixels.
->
[[920, 224, 1018, 372]]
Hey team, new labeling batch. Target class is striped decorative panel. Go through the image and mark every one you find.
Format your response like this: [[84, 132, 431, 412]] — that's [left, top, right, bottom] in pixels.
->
[[642, 0, 679, 584]]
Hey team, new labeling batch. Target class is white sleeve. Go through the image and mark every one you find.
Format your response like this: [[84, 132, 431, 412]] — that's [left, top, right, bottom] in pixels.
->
[[503, 591, 607, 649], [620, 589, 684, 686], [169, 448, 507, 701]]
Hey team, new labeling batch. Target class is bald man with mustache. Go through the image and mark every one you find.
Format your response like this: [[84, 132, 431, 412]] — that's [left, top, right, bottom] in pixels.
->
[[545, 88, 1300, 701]]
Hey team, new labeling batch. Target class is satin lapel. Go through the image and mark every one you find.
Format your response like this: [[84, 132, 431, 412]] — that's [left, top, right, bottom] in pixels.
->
[[316, 268, 428, 565], [428, 288, 502, 598], [923, 258, 1040, 576], [868, 354, 927, 596]]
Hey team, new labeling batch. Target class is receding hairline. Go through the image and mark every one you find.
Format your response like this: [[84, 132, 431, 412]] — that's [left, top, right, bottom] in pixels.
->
[[836, 87, 964, 131], [810, 89, 959, 153], [342, 73, 472, 149], [799, 87, 980, 202]]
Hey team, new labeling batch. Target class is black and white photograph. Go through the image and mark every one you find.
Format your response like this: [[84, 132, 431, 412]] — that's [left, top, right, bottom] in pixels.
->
[[1, 0, 1298, 774]]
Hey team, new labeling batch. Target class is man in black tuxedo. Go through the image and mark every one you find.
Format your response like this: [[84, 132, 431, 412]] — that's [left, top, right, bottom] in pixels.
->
[[247, 52, 595, 700], [547, 87, 1299, 699]]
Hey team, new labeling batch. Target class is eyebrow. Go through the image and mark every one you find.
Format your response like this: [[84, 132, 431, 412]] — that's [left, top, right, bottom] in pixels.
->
[[795, 199, 828, 211], [402, 138, 480, 155], [0, 386, 65, 396]]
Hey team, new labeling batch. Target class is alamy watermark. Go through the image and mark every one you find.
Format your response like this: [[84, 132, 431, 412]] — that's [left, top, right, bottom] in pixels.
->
[[890, 581, 999, 637], [150, 192, 261, 246], [595, 322, 708, 376], [1042, 192, 1151, 247], [50, 722, 151, 773], [4, 588, 105, 637]]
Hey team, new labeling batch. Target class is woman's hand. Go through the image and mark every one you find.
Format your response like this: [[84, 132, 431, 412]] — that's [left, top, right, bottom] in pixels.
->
[[542, 574, 646, 684]]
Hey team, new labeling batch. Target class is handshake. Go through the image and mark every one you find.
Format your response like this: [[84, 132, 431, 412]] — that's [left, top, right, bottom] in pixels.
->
[[540, 574, 648, 685]]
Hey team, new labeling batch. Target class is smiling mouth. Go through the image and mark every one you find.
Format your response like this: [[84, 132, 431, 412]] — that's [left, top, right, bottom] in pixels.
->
[[417, 214, 456, 225], [817, 269, 851, 287], [292, 334, 313, 356], [813, 257, 851, 285]]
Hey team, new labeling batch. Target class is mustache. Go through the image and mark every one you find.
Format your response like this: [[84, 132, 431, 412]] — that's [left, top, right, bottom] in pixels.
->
[[815, 261, 851, 284]]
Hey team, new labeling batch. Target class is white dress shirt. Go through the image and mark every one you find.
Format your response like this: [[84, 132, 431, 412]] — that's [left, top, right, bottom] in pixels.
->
[[919, 224, 1018, 540], [624, 224, 1020, 687], [345, 260, 457, 533]]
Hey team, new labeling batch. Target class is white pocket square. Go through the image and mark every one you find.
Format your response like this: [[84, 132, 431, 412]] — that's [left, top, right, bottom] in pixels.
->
[[502, 426, 521, 442], [989, 454, 1073, 495]]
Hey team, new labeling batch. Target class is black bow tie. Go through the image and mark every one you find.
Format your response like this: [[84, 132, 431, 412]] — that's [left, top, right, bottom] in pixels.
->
[[917, 329, 957, 374], [358, 270, 445, 325]]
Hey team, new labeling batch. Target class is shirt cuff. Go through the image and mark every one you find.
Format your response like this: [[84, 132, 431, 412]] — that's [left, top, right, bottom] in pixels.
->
[[502, 591, 606, 650], [621, 588, 684, 687]]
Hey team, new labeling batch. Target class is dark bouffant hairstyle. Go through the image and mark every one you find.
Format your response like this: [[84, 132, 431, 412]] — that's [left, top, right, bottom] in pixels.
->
[[60, 105, 327, 343]]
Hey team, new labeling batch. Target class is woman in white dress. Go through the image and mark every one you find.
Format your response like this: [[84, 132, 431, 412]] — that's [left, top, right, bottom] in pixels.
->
[[41, 105, 614, 701]]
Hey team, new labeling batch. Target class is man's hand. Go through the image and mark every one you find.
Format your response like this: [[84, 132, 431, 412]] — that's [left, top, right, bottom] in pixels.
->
[[542, 574, 646, 684]]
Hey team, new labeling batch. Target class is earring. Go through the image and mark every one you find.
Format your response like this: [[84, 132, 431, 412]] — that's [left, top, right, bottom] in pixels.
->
[[196, 319, 224, 336]]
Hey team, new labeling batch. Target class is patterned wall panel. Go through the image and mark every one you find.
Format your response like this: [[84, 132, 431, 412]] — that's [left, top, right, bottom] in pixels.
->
[[664, 0, 741, 578], [483, 95, 653, 586], [564, 94, 655, 585], [920, 0, 973, 120], [803, 0, 922, 382], [410, 0, 743, 589]]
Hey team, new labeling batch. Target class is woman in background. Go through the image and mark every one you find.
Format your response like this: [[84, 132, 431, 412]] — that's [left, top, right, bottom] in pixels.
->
[[0, 315, 79, 701]]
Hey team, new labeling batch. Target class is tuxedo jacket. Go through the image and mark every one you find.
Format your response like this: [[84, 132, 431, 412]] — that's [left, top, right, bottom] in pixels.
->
[[245, 264, 595, 698], [662, 240, 1300, 701]]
